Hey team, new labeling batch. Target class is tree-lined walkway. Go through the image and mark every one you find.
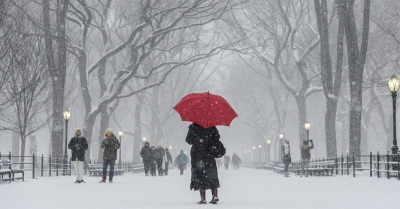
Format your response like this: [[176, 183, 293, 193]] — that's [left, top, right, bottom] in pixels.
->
[[1, 167, 398, 209]]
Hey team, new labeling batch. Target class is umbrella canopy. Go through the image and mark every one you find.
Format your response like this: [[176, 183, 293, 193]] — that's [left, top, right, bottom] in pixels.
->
[[173, 92, 238, 128]]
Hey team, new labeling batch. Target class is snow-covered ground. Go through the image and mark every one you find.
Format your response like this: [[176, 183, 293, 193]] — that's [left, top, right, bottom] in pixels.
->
[[1, 167, 399, 209]]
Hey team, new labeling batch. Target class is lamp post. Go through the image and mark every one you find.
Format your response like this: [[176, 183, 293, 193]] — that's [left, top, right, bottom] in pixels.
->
[[388, 75, 400, 170], [267, 140, 271, 161], [279, 133, 284, 161], [253, 147, 256, 163], [63, 109, 71, 175], [305, 121, 311, 143], [118, 130, 123, 167], [258, 145, 262, 163]]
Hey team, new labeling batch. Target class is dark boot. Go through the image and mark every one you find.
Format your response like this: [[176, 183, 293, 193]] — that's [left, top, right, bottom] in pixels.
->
[[210, 189, 219, 204], [198, 189, 206, 204]]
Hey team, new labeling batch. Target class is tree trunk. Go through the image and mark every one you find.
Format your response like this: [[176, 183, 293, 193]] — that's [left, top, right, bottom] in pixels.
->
[[338, 0, 370, 158], [133, 93, 145, 163], [296, 95, 307, 148]]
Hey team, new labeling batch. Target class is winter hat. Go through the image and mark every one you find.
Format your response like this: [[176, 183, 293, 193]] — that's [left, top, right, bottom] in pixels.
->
[[104, 129, 113, 136], [303, 140, 308, 145], [74, 128, 82, 135]]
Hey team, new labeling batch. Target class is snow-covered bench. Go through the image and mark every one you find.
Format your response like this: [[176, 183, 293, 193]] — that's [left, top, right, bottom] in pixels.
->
[[87, 164, 123, 177], [0, 159, 12, 183], [294, 160, 334, 176], [131, 163, 144, 173]]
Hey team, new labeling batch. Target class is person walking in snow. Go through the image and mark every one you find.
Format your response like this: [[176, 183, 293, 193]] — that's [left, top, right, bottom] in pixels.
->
[[68, 128, 88, 183], [99, 129, 121, 183], [216, 158, 222, 169], [164, 148, 172, 175], [175, 150, 188, 175], [154, 145, 165, 176], [282, 139, 291, 177], [300, 140, 314, 177], [232, 152, 241, 170], [186, 122, 226, 204], [224, 155, 230, 170], [150, 145, 157, 176], [140, 141, 152, 176]]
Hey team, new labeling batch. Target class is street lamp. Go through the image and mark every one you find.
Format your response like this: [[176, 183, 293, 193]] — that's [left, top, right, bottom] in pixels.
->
[[267, 140, 271, 161], [118, 130, 123, 167], [253, 147, 256, 164], [388, 75, 400, 169], [305, 121, 311, 143], [63, 109, 71, 175], [169, 146, 172, 150], [258, 145, 262, 163], [279, 133, 284, 161]]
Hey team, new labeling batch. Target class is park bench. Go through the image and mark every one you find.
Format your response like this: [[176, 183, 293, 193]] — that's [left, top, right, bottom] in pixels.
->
[[294, 160, 334, 176], [0, 159, 12, 183], [131, 163, 144, 173], [87, 164, 123, 177]]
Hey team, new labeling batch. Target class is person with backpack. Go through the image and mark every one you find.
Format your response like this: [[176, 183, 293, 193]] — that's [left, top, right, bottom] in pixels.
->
[[150, 145, 157, 176], [300, 140, 314, 177], [154, 145, 165, 176], [175, 150, 188, 175], [282, 139, 291, 177], [140, 141, 152, 176], [164, 148, 172, 175], [68, 128, 88, 183], [186, 122, 226, 205]]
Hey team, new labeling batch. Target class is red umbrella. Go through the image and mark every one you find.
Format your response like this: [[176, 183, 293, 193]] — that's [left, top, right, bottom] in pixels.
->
[[173, 92, 238, 128]]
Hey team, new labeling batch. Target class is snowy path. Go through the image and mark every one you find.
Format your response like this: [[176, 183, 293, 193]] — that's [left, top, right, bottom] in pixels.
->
[[1, 167, 399, 209]]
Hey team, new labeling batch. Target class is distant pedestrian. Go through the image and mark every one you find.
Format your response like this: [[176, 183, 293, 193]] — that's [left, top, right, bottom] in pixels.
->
[[300, 140, 314, 177], [216, 158, 222, 169], [232, 152, 241, 170], [154, 145, 165, 176], [140, 142, 152, 176], [99, 129, 121, 183], [150, 145, 157, 176], [164, 148, 172, 175], [68, 128, 88, 183], [186, 122, 226, 204], [282, 139, 291, 177], [175, 150, 188, 175], [224, 155, 230, 170]]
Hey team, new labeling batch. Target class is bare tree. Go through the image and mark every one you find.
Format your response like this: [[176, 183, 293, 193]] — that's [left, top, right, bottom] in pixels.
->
[[313, 0, 344, 157], [336, 0, 370, 157]]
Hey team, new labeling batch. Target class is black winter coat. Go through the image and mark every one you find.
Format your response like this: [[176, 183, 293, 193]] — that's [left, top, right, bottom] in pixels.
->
[[165, 151, 172, 163], [68, 136, 89, 161], [186, 123, 226, 191], [140, 142, 152, 162]]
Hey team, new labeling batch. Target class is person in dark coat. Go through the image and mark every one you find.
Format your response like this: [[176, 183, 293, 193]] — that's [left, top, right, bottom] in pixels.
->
[[154, 145, 165, 176], [164, 148, 172, 175], [224, 155, 230, 170], [99, 129, 121, 183], [140, 141, 152, 176], [68, 128, 88, 183], [186, 122, 226, 204], [300, 140, 314, 177], [232, 152, 241, 170], [175, 150, 188, 175], [282, 139, 291, 177], [150, 145, 157, 176]]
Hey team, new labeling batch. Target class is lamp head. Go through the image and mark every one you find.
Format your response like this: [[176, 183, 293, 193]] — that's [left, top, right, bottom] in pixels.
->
[[258, 145, 262, 148], [142, 137, 146, 142], [118, 130, 123, 137], [304, 121, 311, 131], [267, 140, 271, 144], [279, 133, 284, 140], [63, 109, 71, 120], [388, 75, 400, 93]]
